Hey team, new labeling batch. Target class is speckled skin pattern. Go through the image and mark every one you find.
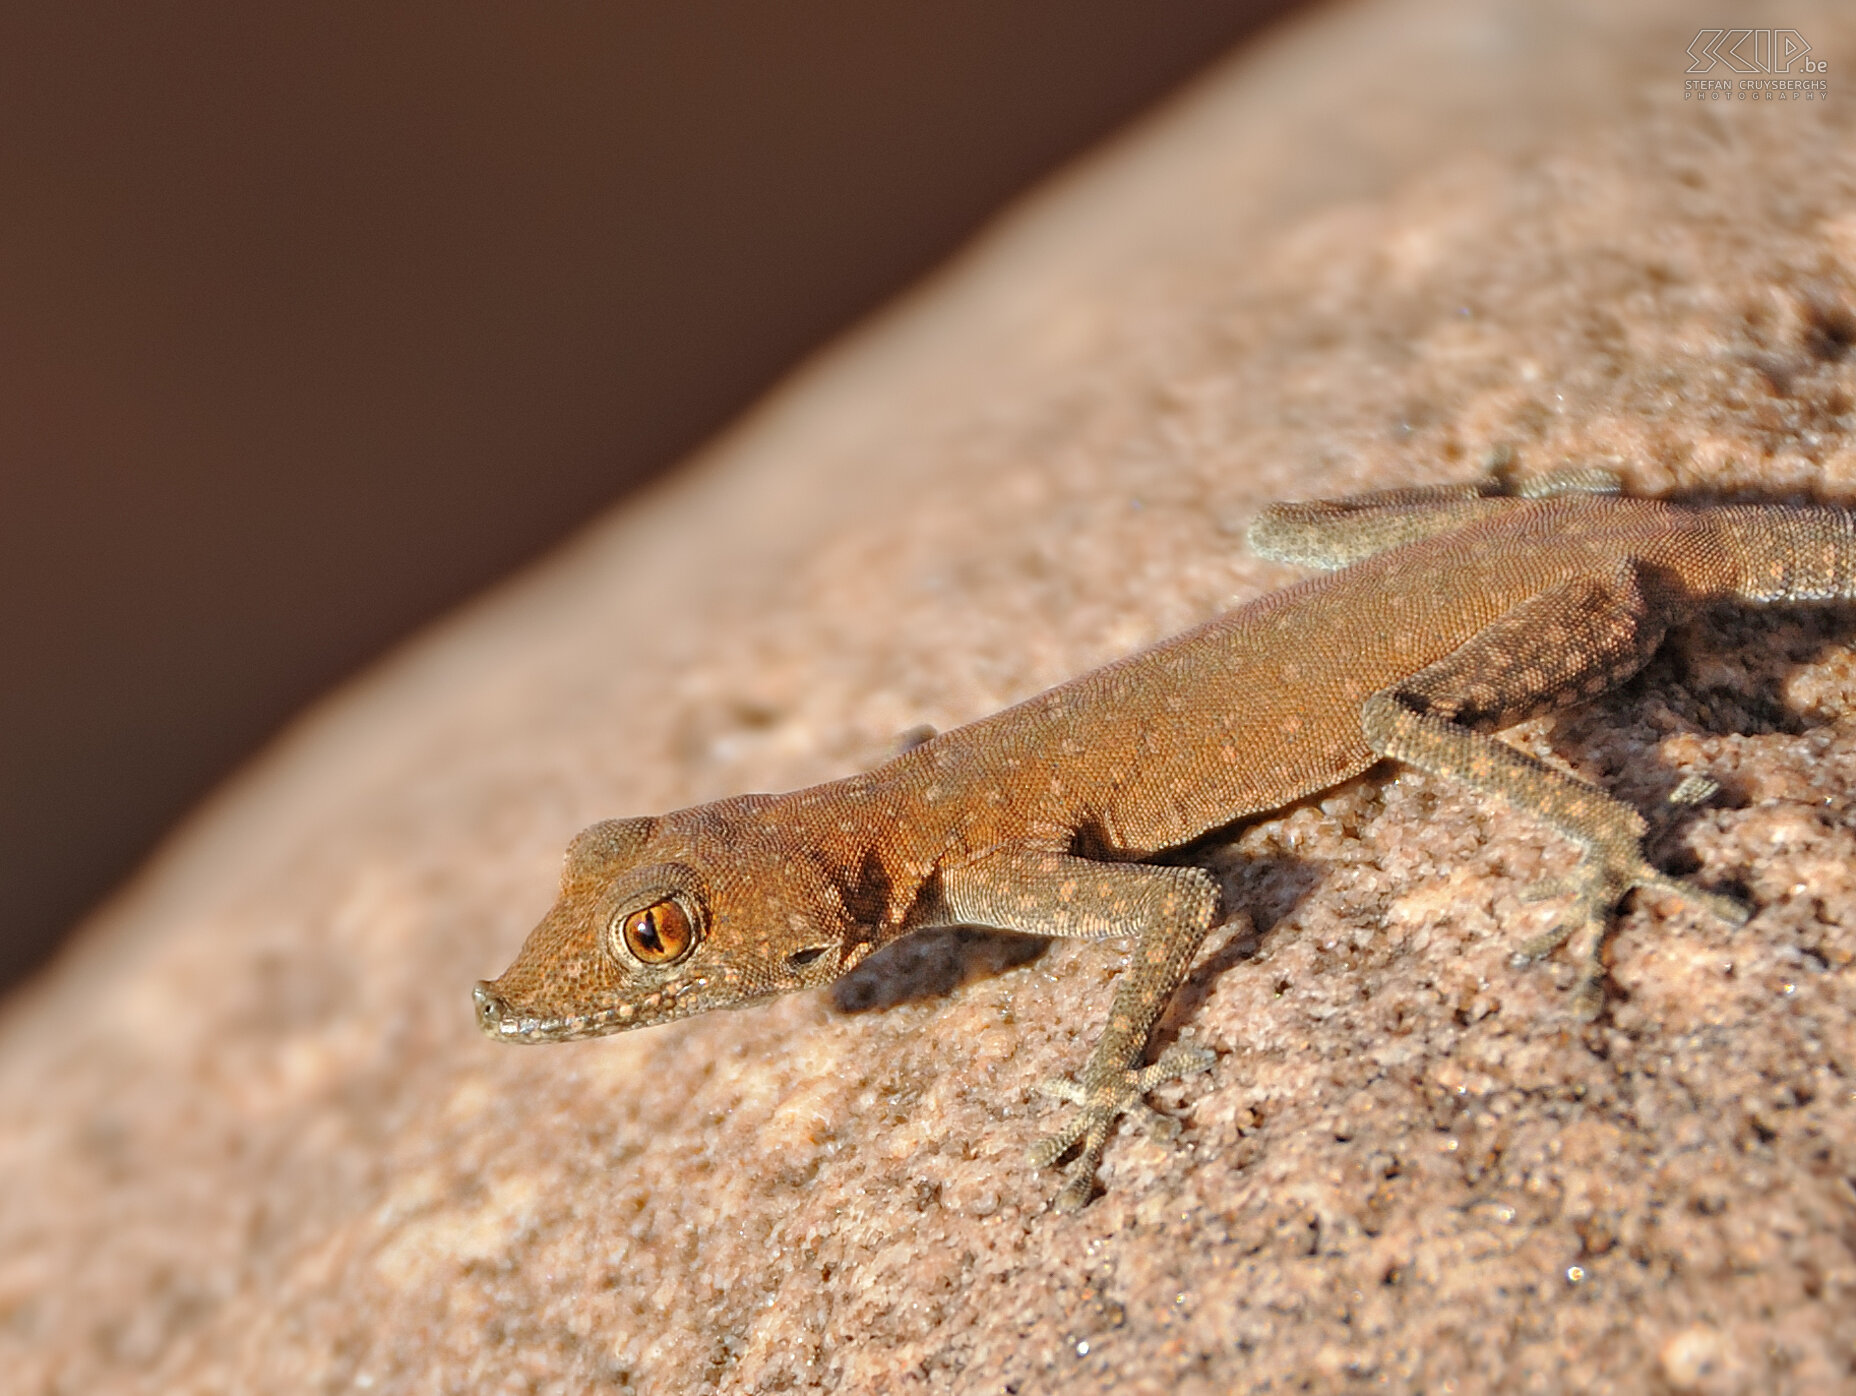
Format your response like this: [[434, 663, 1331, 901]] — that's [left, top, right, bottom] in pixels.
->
[[478, 475, 1856, 1208], [7, 8, 1856, 1385]]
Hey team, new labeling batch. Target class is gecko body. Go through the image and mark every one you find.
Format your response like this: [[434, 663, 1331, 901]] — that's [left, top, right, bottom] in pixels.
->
[[476, 475, 1856, 1209]]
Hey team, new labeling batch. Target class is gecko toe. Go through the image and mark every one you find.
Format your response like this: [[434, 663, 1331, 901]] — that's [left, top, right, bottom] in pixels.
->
[[1031, 1044, 1214, 1205], [1517, 875, 1576, 906], [1028, 1111, 1091, 1170], [1053, 1158, 1103, 1213], [1568, 974, 1607, 1021], [1514, 918, 1581, 965], [1136, 1041, 1216, 1090], [1664, 774, 1722, 809], [1512, 855, 1750, 1020], [1636, 870, 1750, 928], [1035, 1108, 1111, 1209], [1034, 1076, 1089, 1108]]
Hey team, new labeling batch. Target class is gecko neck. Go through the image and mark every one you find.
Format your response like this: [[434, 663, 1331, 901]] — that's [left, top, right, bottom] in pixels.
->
[[753, 735, 1051, 943]]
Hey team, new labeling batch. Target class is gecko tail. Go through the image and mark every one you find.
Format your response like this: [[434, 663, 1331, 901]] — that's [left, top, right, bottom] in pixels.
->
[[1713, 506, 1856, 602]]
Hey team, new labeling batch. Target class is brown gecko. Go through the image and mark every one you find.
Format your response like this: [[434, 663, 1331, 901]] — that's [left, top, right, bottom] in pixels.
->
[[475, 471, 1856, 1209]]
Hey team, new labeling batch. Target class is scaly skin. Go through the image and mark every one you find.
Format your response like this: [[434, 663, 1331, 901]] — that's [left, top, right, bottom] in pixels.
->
[[477, 472, 1854, 1208]]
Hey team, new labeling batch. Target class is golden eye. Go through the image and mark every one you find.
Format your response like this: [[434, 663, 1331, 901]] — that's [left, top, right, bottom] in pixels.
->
[[618, 898, 695, 965]]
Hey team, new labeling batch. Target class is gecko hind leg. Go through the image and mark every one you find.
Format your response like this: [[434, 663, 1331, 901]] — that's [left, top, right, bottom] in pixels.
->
[[1369, 694, 1749, 1015], [1248, 467, 1621, 570], [1360, 564, 1749, 1017]]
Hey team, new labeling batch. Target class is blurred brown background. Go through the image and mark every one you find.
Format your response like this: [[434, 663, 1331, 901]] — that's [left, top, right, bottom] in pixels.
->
[[0, 2, 1293, 993]]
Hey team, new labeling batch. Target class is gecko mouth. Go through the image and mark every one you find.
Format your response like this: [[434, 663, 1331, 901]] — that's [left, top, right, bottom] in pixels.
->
[[472, 978, 715, 1043]]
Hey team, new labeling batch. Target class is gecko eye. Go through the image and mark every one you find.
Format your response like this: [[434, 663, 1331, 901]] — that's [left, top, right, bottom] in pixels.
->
[[612, 898, 698, 966]]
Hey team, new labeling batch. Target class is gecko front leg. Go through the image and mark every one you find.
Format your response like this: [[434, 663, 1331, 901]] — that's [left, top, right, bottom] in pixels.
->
[[940, 850, 1218, 1210]]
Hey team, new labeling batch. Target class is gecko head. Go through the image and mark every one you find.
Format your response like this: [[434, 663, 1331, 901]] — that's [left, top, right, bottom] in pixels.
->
[[474, 804, 862, 1044]]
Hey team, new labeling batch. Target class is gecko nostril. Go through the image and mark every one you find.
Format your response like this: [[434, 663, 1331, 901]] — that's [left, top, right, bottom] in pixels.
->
[[472, 981, 505, 1033]]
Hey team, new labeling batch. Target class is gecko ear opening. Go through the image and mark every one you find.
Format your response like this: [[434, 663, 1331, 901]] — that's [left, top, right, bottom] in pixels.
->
[[563, 817, 658, 886], [787, 946, 829, 970]]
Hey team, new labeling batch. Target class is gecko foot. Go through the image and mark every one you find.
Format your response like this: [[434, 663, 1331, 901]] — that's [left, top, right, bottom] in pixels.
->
[[1032, 1042, 1214, 1211], [1513, 855, 1750, 1019]]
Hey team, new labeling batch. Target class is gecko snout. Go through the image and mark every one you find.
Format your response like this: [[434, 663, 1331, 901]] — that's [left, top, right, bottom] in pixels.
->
[[473, 981, 518, 1040]]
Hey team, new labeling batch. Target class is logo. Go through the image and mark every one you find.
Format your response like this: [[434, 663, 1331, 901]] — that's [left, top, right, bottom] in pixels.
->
[[1684, 29, 1828, 101], [1687, 29, 1818, 74]]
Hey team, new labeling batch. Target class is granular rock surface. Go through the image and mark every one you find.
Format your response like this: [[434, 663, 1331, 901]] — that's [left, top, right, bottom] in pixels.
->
[[3, 1, 1854, 1392]]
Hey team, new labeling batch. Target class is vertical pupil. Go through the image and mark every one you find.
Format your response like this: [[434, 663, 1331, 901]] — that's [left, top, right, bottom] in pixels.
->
[[618, 899, 692, 963], [635, 908, 662, 954]]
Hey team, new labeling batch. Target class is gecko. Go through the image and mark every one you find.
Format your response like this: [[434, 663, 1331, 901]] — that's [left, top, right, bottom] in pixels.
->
[[475, 470, 1856, 1210]]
